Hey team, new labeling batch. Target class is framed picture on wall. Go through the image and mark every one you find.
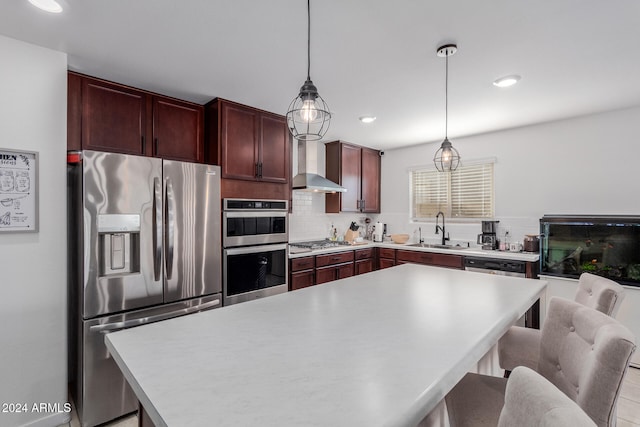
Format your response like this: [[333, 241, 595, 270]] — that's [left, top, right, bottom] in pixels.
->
[[0, 148, 38, 233]]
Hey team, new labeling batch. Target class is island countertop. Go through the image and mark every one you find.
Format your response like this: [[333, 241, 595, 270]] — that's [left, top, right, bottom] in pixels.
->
[[106, 264, 546, 427]]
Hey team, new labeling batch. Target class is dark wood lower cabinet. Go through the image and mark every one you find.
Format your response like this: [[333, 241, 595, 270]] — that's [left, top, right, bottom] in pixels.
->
[[395, 250, 463, 269], [291, 270, 315, 290], [378, 248, 396, 270], [356, 259, 374, 275], [316, 263, 354, 285], [355, 248, 374, 275], [290, 255, 315, 291]]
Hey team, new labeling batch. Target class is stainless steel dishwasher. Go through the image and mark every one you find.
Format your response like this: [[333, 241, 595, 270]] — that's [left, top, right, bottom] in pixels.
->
[[464, 257, 526, 277], [464, 256, 538, 328]]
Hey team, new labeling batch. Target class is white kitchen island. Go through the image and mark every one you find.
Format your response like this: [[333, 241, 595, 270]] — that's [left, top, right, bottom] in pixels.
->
[[105, 264, 546, 427]]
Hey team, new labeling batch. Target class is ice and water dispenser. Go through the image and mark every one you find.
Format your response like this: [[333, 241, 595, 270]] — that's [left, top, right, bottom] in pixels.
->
[[97, 214, 141, 276]]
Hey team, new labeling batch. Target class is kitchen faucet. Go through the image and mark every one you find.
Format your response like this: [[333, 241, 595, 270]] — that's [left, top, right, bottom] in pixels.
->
[[435, 211, 450, 246], [418, 227, 424, 244]]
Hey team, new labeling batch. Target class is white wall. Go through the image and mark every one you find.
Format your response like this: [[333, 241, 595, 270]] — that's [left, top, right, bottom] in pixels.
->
[[0, 36, 69, 427], [380, 106, 640, 366], [379, 106, 640, 244]]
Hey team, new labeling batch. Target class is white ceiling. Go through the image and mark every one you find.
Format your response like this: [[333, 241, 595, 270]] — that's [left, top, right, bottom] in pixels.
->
[[1, 0, 640, 150]]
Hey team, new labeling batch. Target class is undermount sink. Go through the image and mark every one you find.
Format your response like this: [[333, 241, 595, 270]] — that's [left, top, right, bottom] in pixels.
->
[[407, 243, 469, 250]]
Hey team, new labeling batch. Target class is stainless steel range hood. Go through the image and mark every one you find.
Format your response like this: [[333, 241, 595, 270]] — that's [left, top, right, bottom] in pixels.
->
[[292, 140, 346, 193]]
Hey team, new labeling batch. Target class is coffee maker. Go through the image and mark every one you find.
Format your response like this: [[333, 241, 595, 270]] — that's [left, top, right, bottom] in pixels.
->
[[477, 220, 499, 250]]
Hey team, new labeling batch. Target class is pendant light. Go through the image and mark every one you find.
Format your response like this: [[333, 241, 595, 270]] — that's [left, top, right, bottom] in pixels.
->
[[286, 0, 331, 141], [433, 44, 461, 172]]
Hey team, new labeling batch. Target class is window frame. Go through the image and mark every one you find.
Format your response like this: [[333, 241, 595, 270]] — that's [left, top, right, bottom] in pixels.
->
[[409, 158, 496, 223]]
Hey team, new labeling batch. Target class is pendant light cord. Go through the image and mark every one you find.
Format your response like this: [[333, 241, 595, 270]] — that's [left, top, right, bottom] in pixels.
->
[[307, 0, 311, 80], [445, 53, 448, 139]]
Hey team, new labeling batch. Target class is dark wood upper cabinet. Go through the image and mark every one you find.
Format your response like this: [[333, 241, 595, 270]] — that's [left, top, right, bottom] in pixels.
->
[[68, 72, 204, 163], [219, 102, 259, 180], [259, 114, 289, 183], [81, 77, 148, 156], [360, 147, 381, 213], [205, 98, 291, 200], [325, 141, 381, 213], [207, 98, 289, 183], [153, 97, 204, 162]]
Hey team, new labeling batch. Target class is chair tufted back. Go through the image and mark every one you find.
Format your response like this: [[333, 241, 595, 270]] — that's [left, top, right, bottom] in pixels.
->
[[498, 366, 596, 427], [574, 272, 625, 317], [538, 297, 636, 427]]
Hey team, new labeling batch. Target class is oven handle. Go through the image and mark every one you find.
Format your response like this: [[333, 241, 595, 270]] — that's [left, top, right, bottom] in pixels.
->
[[224, 243, 288, 256], [223, 211, 288, 218]]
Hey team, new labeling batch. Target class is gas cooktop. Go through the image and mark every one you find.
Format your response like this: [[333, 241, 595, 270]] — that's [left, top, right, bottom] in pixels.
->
[[289, 239, 352, 250]]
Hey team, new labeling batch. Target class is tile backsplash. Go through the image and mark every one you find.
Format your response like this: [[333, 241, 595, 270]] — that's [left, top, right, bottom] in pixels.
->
[[289, 191, 379, 242], [289, 192, 538, 246]]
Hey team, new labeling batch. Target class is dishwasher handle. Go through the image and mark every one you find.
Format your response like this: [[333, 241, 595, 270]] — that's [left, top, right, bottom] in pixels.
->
[[89, 299, 220, 333]]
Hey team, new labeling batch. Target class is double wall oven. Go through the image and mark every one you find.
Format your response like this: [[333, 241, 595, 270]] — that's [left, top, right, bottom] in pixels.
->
[[223, 199, 288, 305]]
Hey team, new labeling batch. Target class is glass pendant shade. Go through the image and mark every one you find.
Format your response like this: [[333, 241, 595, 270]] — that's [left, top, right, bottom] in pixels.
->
[[287, 79, 331, 141], [433, 137, 461, 172]]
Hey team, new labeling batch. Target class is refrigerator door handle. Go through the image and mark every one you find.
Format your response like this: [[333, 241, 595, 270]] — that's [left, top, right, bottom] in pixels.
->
[[165, 178, 175, 280], [153, 177, 162, 282], [89, 299, 221, 333]]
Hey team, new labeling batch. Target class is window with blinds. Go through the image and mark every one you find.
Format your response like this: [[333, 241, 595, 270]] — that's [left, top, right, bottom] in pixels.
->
[[410, 162, 494, 220]]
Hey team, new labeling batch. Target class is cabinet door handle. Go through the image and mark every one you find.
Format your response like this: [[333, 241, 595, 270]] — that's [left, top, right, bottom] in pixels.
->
[[259, 162, 263, 178], [356, 200, 361, 210], [154, 138, 158, 156], [361, 199, 365, 211], [255, 162, 259, 178]]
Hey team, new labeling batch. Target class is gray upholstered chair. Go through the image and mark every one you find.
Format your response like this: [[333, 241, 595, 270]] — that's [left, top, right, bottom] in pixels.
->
[[498, 366, 596, 427], [445, 297, 636, 427], [499, 272, 626, 372]]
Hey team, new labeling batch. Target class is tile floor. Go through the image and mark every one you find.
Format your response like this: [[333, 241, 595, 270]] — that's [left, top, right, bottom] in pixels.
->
[[68, 367, 640, 427]]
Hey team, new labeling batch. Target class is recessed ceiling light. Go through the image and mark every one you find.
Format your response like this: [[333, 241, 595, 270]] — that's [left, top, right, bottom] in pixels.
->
[[493, 75, 521, 88], [27, 0, 63, 13], [359, 116, 376, 124]]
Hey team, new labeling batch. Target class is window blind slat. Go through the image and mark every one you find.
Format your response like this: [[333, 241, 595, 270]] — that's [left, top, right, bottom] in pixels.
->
[[410, 163, 494, 219]]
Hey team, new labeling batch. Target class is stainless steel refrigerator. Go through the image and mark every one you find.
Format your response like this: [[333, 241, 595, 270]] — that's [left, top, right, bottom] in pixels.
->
[[67, 150, 222, 427]]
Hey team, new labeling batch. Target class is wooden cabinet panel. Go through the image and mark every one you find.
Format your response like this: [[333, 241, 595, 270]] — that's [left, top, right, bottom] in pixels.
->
[[325, 141, 381, 213], [355, 248, 374, 260], [82, 78, 147, 155], [67, 72, 82, 152], [361, 147, 381, 213], [206, 98, 290, 199], [220, 102, 259, 180], [339, 144, 362, 212], [356, 259, 374, 275], [291, 256, 315, 272], [69, 72, 204, 163], [396, 250, 463, 269], [316, 251, 355, 268], [337, 263, 355, 279], [259, 114, 289, 183], [153, 97, 204, 162], [291, 270, 315, 290], [379, 258, 396, 270], [378, 247, 396, 270], [378, 248, 396, 260], [315, 266, 337, 285], [316, 263, 355, 284]]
